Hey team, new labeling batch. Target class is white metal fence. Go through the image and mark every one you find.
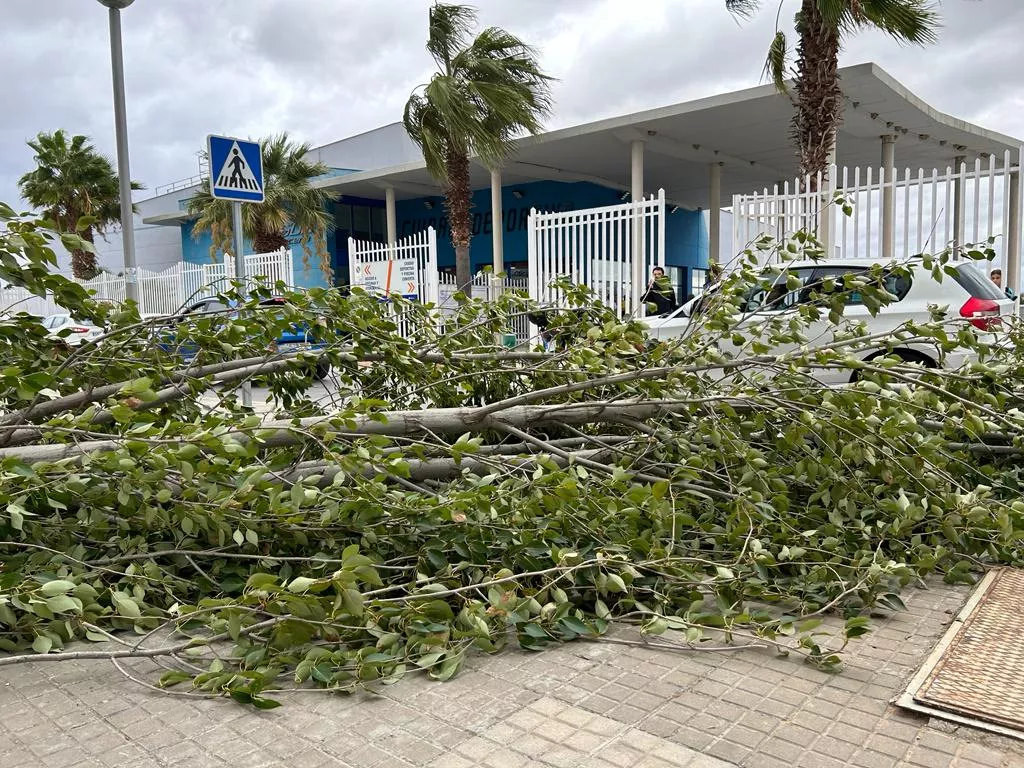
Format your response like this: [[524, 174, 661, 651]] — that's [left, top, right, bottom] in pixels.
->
[[732, 151, 1023, 270], [439, 273, 532, 341], [0, 248, 295, 318], [528, 190, 666, 318], [348, 228, 439, 304]]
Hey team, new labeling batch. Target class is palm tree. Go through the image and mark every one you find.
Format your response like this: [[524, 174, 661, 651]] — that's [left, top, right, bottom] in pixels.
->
[[187, 133, 337, 276], [727, 0, 940, 179], [18, 130, 143, 279], [404, 3, 553, 289]]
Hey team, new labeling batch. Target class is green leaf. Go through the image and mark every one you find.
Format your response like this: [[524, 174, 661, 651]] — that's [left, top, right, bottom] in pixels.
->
[[111, 591, 142, 619], [32, 634, 53, 654], [40, 579, 76, 597], [559, 616, 594, 637], [251, 696, 282, 710], [287, 577, 317, 593], [158, 670, 193, 688], [45, 595, 81, 614]]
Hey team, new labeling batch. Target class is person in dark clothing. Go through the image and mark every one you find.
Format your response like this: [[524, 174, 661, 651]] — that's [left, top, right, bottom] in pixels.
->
[[991, 268, 1018, 300], [643, 267, 676, 315]]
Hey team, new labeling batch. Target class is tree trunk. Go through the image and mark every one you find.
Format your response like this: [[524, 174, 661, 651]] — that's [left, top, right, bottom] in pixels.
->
[[71, 227, 100, 280], [445, 147, 473, 291], [792, 0, 842, 184], [253, 229, 289, 255]]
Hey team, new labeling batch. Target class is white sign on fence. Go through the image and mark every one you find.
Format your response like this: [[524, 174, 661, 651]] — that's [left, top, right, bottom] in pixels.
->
[[355, 258, 420, 298]]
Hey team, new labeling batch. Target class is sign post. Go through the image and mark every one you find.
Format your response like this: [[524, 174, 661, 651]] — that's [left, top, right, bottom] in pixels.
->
[[207, 134, 265, 408]]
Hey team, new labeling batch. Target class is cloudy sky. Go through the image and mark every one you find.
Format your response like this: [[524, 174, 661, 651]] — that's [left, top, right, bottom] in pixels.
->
[[2, 0, 1021, 208]]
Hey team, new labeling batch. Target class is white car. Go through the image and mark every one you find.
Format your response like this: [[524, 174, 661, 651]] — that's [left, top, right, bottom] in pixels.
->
[[41, 314, 103, 347], [643, 259, 1015, 384]]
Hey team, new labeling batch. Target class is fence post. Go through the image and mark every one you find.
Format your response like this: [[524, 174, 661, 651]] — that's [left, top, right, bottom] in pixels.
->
[[284, 246, 294, 289], [426, 228, 439, 304], [1008, 155, 1021, 303], [348, 237, 357, 289], [527, 209, 538, 304], [657, 188, 666, 273]]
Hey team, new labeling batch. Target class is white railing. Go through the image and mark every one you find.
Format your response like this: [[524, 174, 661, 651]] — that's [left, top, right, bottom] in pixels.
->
[[348, 228, 439, 304], [0, 248, 295, 319], [438, 273, 532, 342], [528, 190, 666, 318], [733, 150, 1023, 270]]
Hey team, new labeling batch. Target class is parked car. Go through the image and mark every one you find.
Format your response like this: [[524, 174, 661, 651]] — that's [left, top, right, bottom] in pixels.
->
[[41, 313, 103, 348], [643, 259, 1015, 384], [156, 296, 332, 380]]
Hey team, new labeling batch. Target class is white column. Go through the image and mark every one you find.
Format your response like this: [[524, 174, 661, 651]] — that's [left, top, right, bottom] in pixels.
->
[[631, 140, 645, 314], [1008, 164, 1021, 300], [881, 135, 896, 260], [820, 141, 837, 256], [953, 154, 965, 259], [490, 168, 504, 276], [384, 186, 397, 248], [709, 162, 722, 265]]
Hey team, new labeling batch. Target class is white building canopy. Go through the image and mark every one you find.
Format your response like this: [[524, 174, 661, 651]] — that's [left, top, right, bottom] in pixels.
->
[[307, 62, 1021, 211]]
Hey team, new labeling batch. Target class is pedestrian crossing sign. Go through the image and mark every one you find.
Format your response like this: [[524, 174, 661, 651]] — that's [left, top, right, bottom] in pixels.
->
[[207, 135, 264, 203]]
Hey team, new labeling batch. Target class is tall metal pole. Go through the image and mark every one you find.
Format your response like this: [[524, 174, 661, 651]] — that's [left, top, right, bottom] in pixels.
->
[[105, 5, 138, 303], [232, 202, 251, 407]]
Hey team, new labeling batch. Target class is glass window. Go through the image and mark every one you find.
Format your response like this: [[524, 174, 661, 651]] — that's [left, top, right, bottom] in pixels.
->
[[741, 268, 817, 312], [336, 204, 352, 232], [352, 206, 371, 237], [810, 267, 912, 305], [370, 207, 385, 241]]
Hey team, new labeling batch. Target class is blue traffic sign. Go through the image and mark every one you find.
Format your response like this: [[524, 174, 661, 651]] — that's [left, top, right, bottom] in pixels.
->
[[207, 135, 264, 203]]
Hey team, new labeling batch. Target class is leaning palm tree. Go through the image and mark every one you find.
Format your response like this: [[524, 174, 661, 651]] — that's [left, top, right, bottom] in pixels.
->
[[188, 133, 337, 277], [18, 130, 143, 279], [404, 3, 553, 289], [727, 0, 940, 179]]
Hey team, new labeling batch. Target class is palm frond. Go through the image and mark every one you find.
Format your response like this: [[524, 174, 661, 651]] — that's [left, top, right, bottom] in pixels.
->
[[426, 3, 477, 73], [853, 0, 940, 44], [765, 30, 789, 92], [725, 0, 763, 19]]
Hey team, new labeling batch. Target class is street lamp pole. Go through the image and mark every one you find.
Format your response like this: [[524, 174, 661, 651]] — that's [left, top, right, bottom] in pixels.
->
[[99, 0, 138, 304]]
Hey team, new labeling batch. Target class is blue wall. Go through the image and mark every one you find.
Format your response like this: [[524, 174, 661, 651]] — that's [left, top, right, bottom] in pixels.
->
[[175, 179, 710, 294], [394, 180, 709, 277], [180, 220, 332, 290]]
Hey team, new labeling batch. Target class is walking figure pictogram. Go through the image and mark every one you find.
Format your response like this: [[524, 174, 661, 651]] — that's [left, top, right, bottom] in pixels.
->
[[228, 149, 246, 188]]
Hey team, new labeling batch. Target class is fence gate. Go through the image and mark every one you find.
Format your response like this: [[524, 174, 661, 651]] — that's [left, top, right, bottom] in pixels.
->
[[527, 189, 666, 318], [348, 228, 439, 304]]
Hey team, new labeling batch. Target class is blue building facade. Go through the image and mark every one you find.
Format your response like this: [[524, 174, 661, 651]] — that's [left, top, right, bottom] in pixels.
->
[[180, 179, 709, 297]]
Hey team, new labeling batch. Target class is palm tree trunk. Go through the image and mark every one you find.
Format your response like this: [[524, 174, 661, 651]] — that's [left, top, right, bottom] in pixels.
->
[[71, 228, 100, 280], [445, 147, 473, 290], [253, 230, 289, 254], [792, 0, 841, 184]]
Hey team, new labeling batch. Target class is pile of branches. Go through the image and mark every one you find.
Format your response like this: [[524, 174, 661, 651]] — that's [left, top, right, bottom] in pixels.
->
[[2, 205, 1024, 706]]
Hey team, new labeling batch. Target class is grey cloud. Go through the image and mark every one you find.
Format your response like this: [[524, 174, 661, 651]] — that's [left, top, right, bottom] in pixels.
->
[[2, 0, 1021, 210]]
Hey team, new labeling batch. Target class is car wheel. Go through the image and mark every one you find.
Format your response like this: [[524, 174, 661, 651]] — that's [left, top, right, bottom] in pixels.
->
[[313, 360, 331, 381], [850, 349, 937, 383]]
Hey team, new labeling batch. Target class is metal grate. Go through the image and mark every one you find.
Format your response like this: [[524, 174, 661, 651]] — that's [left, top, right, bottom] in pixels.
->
[[913, 568, 1024, 732]]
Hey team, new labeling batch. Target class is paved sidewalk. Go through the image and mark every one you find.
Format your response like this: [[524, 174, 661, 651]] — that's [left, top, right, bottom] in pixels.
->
[[2, 581, 1023, 767]]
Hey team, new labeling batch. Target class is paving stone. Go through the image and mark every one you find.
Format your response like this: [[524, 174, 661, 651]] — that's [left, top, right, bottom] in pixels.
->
[[850, 748, 898, 768], [955, 743, 1005, 767], [906, 745, 956, 768], [1, 580, 1018, 768]]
